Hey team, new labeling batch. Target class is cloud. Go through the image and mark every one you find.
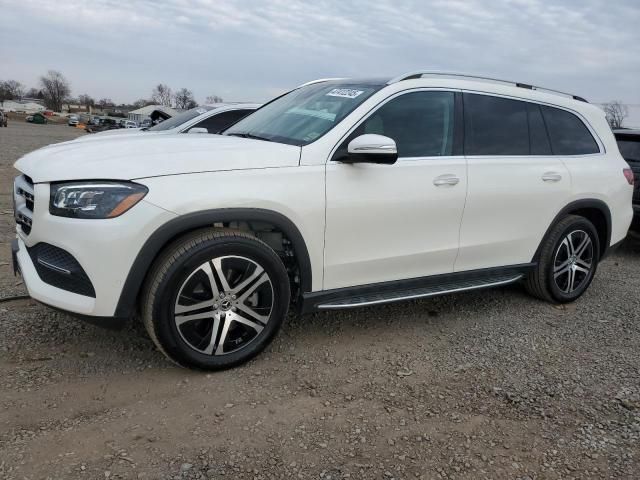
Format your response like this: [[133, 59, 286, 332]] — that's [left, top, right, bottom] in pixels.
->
[[0, 0, 638, 105]]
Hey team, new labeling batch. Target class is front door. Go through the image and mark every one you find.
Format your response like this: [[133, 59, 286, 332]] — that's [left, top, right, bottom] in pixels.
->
[[323, 90, 468, 290]]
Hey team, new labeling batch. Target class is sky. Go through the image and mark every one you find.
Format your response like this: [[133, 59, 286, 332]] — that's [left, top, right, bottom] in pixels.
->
[[1, 0, 639, 123]]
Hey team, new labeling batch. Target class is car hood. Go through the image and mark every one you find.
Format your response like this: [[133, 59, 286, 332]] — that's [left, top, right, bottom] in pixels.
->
[[15, 134, 302, 183], [74, 128, 159, 142]]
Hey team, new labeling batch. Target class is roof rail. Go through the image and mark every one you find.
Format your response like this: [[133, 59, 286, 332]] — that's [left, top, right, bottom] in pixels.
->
[[296, 78, 345, 88], [387, 71, 588, 103]]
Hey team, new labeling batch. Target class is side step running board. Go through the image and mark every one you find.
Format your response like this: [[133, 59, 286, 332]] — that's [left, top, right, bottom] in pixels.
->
[[315, 274, 523, 310]]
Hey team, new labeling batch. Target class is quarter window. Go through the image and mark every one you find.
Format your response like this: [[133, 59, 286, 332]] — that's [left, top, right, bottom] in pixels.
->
[[190, 109, 253, 134], [350, 91, 455, 158], [541, 106, 599, 155], [464, 93, 529, 155]]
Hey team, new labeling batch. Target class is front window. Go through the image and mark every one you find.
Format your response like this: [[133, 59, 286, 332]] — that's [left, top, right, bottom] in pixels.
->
[[224, 82, 383, 146], [147, 106, 216, 132]]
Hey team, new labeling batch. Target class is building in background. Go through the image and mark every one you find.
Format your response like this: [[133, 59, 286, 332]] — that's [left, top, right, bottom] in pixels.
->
[[128, 105, 177, 125]]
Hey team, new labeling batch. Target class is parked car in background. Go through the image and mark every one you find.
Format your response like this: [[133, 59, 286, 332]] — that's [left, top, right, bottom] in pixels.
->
[[25, 112, 47, 124], [614, 129, 640, 230], [124, 120, 138, 129], [76, 103, 259, 141], [0, 110, 7, 127], [140, 118, 152, 129], [11, 72, 632, 370], [68, 115, 79, 127], [84, 117, 121, 133]]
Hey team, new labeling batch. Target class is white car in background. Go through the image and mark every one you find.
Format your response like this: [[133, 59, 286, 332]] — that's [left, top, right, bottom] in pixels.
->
[[75, 103, 260, 142], [67, 115, 79, 127]]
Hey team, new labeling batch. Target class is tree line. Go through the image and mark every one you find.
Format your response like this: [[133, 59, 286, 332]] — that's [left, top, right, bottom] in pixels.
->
[[0, 71, 224, 113]]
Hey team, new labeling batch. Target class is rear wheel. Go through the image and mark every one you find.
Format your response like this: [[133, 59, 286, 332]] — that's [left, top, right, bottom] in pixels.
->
[[142, 229, 290, 370], [525, 215, 600, 303]]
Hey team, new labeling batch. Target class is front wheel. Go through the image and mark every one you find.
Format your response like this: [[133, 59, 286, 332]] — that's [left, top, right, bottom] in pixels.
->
[[141, 229, 291, 370], [525, 215, 600, 303]]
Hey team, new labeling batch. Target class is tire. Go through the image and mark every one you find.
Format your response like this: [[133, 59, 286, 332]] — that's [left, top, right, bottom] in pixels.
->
[[141, 229, 291, 370], [525, 215, 600, 303]]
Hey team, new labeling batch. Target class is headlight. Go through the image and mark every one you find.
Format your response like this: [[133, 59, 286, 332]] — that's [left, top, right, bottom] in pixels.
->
[[49, 181, 148, 219]]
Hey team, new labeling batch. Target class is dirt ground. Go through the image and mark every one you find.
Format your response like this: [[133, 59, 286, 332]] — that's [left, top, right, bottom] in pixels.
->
[[1, 121, 639, 480]]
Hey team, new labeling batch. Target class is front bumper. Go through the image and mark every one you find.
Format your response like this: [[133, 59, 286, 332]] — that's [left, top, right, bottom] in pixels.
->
[[13, 182, 176, 318]]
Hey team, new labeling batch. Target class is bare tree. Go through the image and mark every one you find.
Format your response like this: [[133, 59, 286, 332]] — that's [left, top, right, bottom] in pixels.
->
[[152, 84, 173, 107], [24, 87, 43, 99], [98, 98, 113, 110], [78, 94, 95, 110], [39, 70, 71, 112], [0, 80, 25, 100], [132, 98, 153, 109], [205, 94, 223, 104], [603, 101, 629, 129], [174, 88, 197, 109]]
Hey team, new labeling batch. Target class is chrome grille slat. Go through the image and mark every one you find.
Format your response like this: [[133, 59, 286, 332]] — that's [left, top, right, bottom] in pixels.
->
[[14, 175, 35, 235]]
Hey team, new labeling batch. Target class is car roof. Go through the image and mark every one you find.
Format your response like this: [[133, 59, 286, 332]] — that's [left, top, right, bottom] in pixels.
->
[[304, 71, 595, 113]]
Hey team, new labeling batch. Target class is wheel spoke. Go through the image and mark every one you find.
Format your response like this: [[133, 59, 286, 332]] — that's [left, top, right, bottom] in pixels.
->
[[201, 261, 221, 299], [175, 310, 216, 326], [567, 232, 577, 256], [202, 315, 221, 355], [567, 267, 576, 292], [229, 311, 264, 335], [231, 264, 264, 296], [554, 258, 571, 273], [212, 258, 232, 293], [554, 265, 571, 279], [214, 314, 233, 355], [574, 235, 591, 258], [574, 264, 590, 275], [175, 299, 215, 315], [576, 258, 592, 269]]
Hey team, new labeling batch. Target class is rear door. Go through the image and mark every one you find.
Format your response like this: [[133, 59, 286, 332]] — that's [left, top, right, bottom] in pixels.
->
[[454, 93, 571, 272]]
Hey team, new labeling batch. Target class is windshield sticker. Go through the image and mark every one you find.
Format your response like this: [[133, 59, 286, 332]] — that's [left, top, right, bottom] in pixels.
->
[[326, 88, 364, 99]]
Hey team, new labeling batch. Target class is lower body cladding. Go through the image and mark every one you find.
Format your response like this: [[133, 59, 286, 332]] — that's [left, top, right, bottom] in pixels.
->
[[12, 199, 177, 325]]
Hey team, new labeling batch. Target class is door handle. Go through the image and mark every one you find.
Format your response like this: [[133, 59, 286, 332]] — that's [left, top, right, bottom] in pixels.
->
[[542, 172, 562, 182], [433, 174, 460, 187]]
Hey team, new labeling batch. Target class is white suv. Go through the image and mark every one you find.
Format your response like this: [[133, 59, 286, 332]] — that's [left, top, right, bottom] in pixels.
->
[[11, 71, 633, 370]]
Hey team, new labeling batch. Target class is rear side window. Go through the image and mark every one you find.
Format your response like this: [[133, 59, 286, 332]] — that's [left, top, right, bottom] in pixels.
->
[[541, 106, 599, 155], [464, 93, 529, 155], [190, 109, 253, 134]]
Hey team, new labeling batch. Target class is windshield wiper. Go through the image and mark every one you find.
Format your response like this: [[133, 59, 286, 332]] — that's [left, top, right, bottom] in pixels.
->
[[226, 132, 272, 142]]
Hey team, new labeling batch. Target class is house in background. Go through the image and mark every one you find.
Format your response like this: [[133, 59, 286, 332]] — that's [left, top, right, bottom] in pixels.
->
[[1, 99, 46, 114]]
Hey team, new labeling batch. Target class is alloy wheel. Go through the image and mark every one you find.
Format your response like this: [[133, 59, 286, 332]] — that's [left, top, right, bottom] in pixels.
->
[[174, 255, 274, 355], [553, 230, 594, 294]]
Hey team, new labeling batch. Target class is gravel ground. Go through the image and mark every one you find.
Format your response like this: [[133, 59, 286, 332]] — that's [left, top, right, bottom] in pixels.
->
[[1, 121, 639, 479]]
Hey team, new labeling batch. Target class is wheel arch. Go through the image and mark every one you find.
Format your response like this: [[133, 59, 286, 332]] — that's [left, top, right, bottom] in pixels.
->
[[114, 208, 313, 318], [533, 199, 612, 262]]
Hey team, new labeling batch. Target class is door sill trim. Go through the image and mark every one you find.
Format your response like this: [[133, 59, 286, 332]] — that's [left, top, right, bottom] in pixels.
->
[[316, 275, 522, 310]]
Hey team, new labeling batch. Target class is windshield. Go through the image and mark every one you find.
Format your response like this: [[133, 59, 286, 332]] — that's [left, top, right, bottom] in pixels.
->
[[147, 106, 215, 132], [224, 83, 382, 146]]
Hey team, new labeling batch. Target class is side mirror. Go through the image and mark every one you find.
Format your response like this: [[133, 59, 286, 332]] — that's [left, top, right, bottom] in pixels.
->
[[343, 134, 398, 164], [187, 127, 209, 134]]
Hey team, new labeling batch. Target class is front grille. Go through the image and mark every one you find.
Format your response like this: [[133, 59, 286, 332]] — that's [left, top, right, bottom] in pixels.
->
[[28, 243, 96, 298], [13, 175, 34, 235]]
